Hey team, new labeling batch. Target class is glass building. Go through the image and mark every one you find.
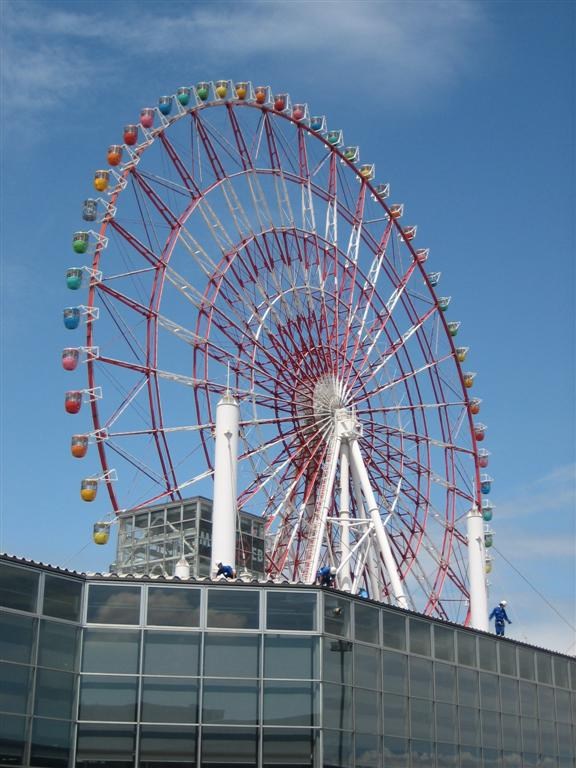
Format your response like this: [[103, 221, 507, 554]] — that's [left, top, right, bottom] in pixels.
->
[[1, 554, 575, 767]]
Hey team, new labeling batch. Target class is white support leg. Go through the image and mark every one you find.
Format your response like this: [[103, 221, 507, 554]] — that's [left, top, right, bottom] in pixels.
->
[[211, 393, 239, 574], [349, 452, 381, 599], [338, 443, 353, 592], [467, 505, 489, 630], [307, 434, 342, 582]]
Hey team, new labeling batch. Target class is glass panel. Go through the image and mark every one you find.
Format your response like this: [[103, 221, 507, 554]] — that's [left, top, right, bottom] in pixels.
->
[[555, 688, 571, 723], [433, 625, 455, 662], [520, 753, 538, 768], [518, 647, 535, 680], [481, 710, 501, 749], [323, 594, 351, 637], [141, 677, 198, 723], [354, 688, 379, 734], [323, 729, 353, 768], [39, 620, 80, 671], [263, 681, 318, 726], [410, 699, 433, 740], [436, 742, 459, 767], [30, 717, 72, 768], [139, 724, 197, 766], [557, 722, 572, 756], [554, 657, 570, 688], [354, 643, 380, 689], [266, 591, 316, 631], [354, 603, 379, 644], [409, 619, 431, 656], [459, 706, 480, 745], [381, 610, 406, 650], [482, 747, 501, 768], [34, 669, 76, 719], [43, 575, 83, 622], [200, 726, 257, 764], [0, 611, 36, 664], [323, 683, 352, 730], [0, 662, 31, 714], [354, 731, 380, 768], [502, 751, 523, 768], [383, 736, 409, 768], [143, 631, 200, 676], [520, 680, 538, 718], [460, 745, 481, 767], [435, 702, 457, 742], [410, 657, 433, 699], [323, 638, 353, 685], [147, 587, 200, 627], [539, 716, 558, 754], [382, 650, 407, 695], [76, 724, 136, 766], [202, 679, 259, 725], [0, 563, 39, 612], [0, 714, 27, 766], [82, 629, 140, 674], [411, 739, 435, 767], [86, 585, 141, 625], [262, 728, 317, 766], [458, 668, 479, 707], [457, 631, 477, 667], [479, 672, 499, 711], [79, 676, 138, 722], [498, 641, 517, 676], [521, 716, 539, 754], [537, 653, 554, 684], [204, 634, 259, 678], [435, 661, 456, 703], [501, 714, 520, 751], [538, 684, 555, 720], [500, 677, 519, 714], [206, 589, 259, 630], [382, 693, 408, 736], [478, 636, 498, 672], [264, 635, 318, 679]]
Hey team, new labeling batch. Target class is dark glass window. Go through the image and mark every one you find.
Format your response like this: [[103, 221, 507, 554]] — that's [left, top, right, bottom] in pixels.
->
[[435, 661, 456, 703], [539, 717, 557, 755], [460, 745, 481, 767], [482, 747, 501, 767], [498, 640, 517, 676], [410, 698, 434, 739], [436, 741, 459, 767], [409, 619, 431, 656], [479, 672, 499, 711], [79, 676, 138, 722], [200, 726, 257, 765], [355, 731, 380, 768], [0, 611, 36, 664], [264, 635, 318, 679], [323, 594, 351, 637], [76, 724, 135, 767], [0, 714, 27, 765], [263, 681, 318, 727], [536, 653, 554, 685], [202, 679, 259, 725], [518, 647, 535, 680], [0, 563, 39, 612], [147, 587, 200, 627], [354, 643, 380, 689], [143, 631, 200, 676], [478, 636, 498, 672], [139, 724, 197, 766], [481, 710, 501, 749], [501, 714, 520, 751], [42, 575, 82, 622], [553, 657, 570, 689], [383, 736, 409, 768], [382, 650, 407, 695], [82, 629, 140, 674], [262, 728, 317, 766], [433, 625, 455, 662], [411, 739, 435, 768], [141, 677, 198, 723], [354, 603, 379, 644], [457, 631, 477, 667], [382, 610, 406, 650], [34, 669, 76, 719], [323, 638, 353, 685], [410, 657, 433, 699], [206, 589, 259, 629], [354, 687, 379, 735], [0, 662, 31, 714], [555, 688, 571, 723], [382, 693, 408, 736], [500, 677, 519, 714], [204, 634, 259, 678], [323, 683, 352, 730], [520, 680, 538, 718], [86, 585, 141, 625], [435, 702, 457, 742], [458, 706, 480, 745], [538, 684, 555, 720], [266, 591, 316, 631], [521, 716, 539, 754], [324, 729, 353, 767], [38, 620, 80, 671], [557, 722, 572, 756], [458, 668, 479, 707], [30, 717, 71, 768]]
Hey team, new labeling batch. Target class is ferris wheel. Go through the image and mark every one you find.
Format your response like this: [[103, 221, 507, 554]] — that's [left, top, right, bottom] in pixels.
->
[[62, 80, 494, 623]]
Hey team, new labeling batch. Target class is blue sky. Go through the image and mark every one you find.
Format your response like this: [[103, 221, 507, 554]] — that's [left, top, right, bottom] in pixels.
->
[[0, 0, 574, 653]]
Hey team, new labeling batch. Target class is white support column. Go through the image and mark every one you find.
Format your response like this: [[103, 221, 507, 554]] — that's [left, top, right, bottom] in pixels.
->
[[211, 393, 239, 574], [348, 452, 381, 599], [349, 438, 409, 609], [307, 434, 342, 582], [467, 505, 489, 630], [338, 443, 353, 592]]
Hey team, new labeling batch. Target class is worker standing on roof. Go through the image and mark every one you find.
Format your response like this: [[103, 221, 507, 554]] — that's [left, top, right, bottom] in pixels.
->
[[317, 565, 337, 587], [216, 562, 236, 579], [489, 600, 512, 636]]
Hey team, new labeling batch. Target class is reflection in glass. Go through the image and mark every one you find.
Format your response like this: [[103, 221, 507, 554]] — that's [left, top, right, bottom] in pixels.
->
[[76, 724, 135, 767], [354, 603, 379, 644], [323, 638, 353, 685], [521, 716, 539, 754], [436, 741, 459, 767], [482, 747, 501, 768], [34, 669, 76, 719], [553, 656, 570, 689], [82, 629, 140, 674], [479, 672, 499, 711], [500, 677, 519, 714], [203, 679, 259, 724], [354, 688, 379, 734], [354, 643, 380, 689], [0, 662, 31, 714], [538, 684, 555, 720], [324, 729, 353, 768], [0, 611, 36, 664], [382, 611, 406, 650], [264, 635, 318, 679], [411, 739, 435, 767], [460, 745, 481, 767], [206, 589, 259, 629], [409, 619, 431, 656], [457, 631, 477, 667], [382, 693, 408, 736], [520, 681, 538, 718], [539, 716, 557, 754], [30, 717, 71, 768], [143, 631, 200, 676], [555, 688, 571, 723], [410, 657, 433, 699], [0, 563, 39, 612], [323, 683, 352, 730], [264, 681, 318, 727], [86, 585, 141, 625], [42, 575, 83, 622], [410, 699, 433, 740], [478, 636, 498, 672], [147, 587, 200, 627], [355, 731, 379, 768], [204, 634, 259, 678], [435, 661, 456, 703], [0, 714, 27, 765], [458, 668, 479, 707], [79, 676, 138, 722], [139, 725, 197, 766], [262, 728, 317, 766], [501, 714, 520, 751], [433, 625, 455, 662], [498, 640, 517, 677], [518, 647, 535, 680], [323, 595, 351, 638], [200, 726, 257, 764], [141, 677, 198, 723], [382, 650, 407, 695], [458, 706, 480, 745], [435, 702, 457, 742], [266, 591, 316, 631], [383, 735, 409, 768], [38, 620, 80, 671], [536, 653, 554, 685]]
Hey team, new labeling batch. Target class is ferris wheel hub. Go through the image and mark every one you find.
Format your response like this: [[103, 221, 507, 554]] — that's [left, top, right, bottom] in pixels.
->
[[311, 375, 353, 427]]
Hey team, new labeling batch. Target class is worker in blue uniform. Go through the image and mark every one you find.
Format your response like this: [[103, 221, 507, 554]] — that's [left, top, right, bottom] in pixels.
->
[[489, 600, 512, 636], [317, 565, 337, 587], [216, 562, 236, 579]]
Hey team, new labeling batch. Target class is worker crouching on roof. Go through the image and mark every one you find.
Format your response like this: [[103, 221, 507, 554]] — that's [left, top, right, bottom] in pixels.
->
[[215, 562, 236, 579], [489, 600, 512, 636], [317, 565, 337, 587]]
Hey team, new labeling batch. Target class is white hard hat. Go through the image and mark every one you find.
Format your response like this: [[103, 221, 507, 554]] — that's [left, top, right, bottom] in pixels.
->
[[500, 600, 507, 606], [330, 567, 337, 575]]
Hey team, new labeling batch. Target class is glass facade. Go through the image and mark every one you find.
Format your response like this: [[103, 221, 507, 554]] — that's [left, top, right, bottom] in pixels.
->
[[1, 556, 575, 767]]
